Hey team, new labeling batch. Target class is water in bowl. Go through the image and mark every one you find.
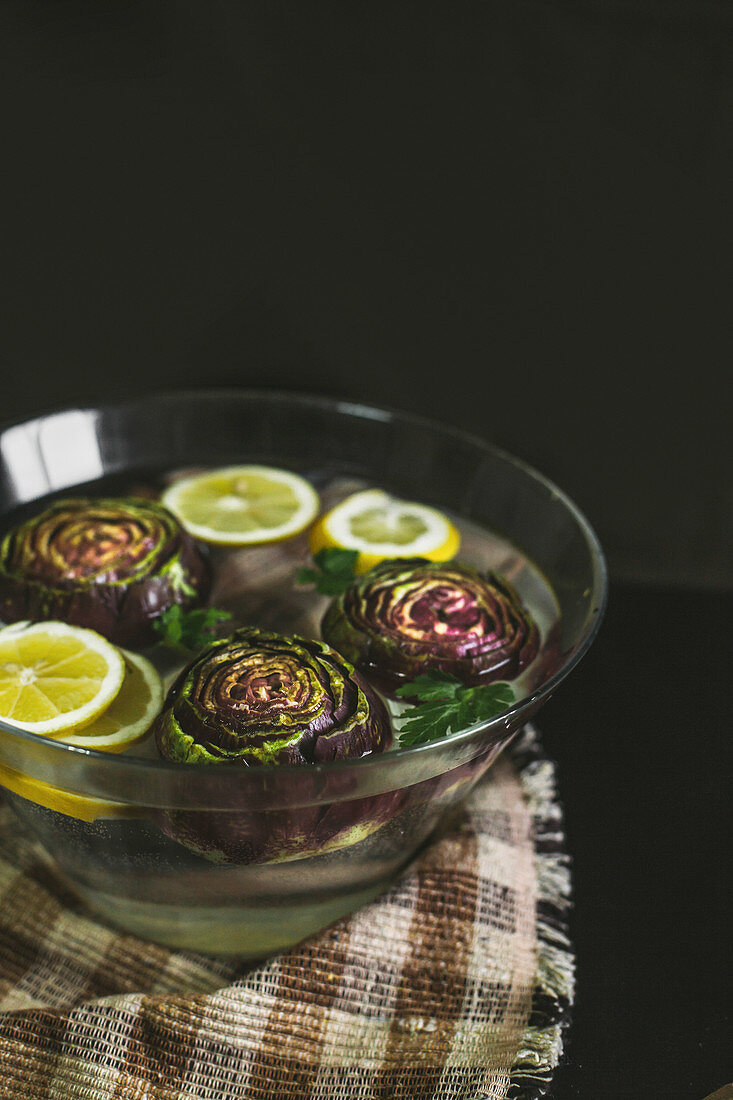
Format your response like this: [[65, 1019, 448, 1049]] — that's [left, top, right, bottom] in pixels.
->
[[0, 468, 559, 953]]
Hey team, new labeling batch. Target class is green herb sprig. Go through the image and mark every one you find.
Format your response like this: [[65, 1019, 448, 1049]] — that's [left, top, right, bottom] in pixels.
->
[[395, 670, 515, 747], [153, 605, 232, 652], [296, 548, 359, 596]]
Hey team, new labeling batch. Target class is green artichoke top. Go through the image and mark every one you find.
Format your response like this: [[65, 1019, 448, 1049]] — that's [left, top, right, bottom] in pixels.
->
[[0, 497, 210, 646], [1, 497, 186, 586], [155, 626, 392, 766], [321, 557, 540, 696]]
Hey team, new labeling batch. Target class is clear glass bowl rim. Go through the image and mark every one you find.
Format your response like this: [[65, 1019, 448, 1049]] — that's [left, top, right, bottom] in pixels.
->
[[0, 388, 608, 805]]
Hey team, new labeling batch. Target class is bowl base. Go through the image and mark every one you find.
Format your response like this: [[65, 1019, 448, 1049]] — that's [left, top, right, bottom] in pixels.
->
[[73, 878, 393, 956]]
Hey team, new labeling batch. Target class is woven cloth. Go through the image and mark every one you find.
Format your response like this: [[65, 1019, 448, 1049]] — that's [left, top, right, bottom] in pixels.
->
[[0, 727, 573, 1100]]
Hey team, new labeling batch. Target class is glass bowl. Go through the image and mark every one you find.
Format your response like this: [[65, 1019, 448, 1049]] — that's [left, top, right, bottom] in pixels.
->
[[0, 391, 607, 955]]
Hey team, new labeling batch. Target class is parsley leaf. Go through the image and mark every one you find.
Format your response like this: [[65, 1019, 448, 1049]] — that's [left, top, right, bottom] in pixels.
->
[[398, 701, 455, 744], [396, 670, 515, 747], [153, 605, 232, 652], [394, 670, 462, 703], [296, 548, 359, 596]]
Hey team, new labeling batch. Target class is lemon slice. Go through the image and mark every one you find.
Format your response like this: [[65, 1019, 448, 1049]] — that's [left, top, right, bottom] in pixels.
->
[[0, 647, 162, 821], [0, 622, 125, 735], [309, 489, 461, 573], [162, 465, 320, 546], [62, 649, 163, 753], [0, 759, 136, 823]]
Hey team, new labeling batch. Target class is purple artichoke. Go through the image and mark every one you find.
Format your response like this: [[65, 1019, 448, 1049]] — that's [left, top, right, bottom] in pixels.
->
[[155, 626, 391, 766], [321, 558, 540, 697], [0, 497, 210, 647], [154, 627, 393, 862]]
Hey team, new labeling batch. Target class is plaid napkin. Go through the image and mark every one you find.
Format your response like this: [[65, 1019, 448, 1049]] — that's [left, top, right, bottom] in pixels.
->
[[0, 727, 572, 1100]]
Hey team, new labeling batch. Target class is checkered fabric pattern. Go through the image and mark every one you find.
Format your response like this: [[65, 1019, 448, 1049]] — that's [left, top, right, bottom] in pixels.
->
[[0, 727, 572, 1099]]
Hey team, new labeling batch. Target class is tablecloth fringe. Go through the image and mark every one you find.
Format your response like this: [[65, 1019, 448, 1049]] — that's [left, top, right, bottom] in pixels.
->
[[508, 727, 574, 1099]]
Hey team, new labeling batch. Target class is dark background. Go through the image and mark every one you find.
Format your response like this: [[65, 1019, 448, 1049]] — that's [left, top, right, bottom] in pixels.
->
[[1, 3, 731, 1098], [1, 1, 731, 591]]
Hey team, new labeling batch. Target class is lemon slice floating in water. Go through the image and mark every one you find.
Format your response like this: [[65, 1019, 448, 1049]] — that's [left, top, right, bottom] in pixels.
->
[[309, 489, 461, 574], [0, 621, 125, 735], [0, 758, 136, 823], [0, 639, 163, 820], [162, 465, 320, 546], [62, 649, 163, 753]]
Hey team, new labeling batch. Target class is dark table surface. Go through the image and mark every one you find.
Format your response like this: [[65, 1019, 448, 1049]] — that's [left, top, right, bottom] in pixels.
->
[[536, 582, 731, 1099]]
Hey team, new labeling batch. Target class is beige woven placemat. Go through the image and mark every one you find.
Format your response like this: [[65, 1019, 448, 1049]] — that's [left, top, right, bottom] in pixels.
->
[[0, 727, 572, 1100]]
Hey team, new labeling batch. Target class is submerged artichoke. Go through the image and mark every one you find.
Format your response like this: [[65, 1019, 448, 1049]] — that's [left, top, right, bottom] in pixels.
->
[[0, 497, 210, 646], [154, 626, 392, 863], [321, 558, 540, 696], [155, 626, 391, 766]]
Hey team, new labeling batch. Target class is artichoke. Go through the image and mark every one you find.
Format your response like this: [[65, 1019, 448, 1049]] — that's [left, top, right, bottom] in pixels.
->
[[321, 558, 540, 696], [155, 626, 391, 766], [0, 497, 210, 647], [154, 626, 393, 863]]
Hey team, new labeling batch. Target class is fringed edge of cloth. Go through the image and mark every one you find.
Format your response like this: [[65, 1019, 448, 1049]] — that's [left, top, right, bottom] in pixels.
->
[[507, 726, 575, 1099]]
